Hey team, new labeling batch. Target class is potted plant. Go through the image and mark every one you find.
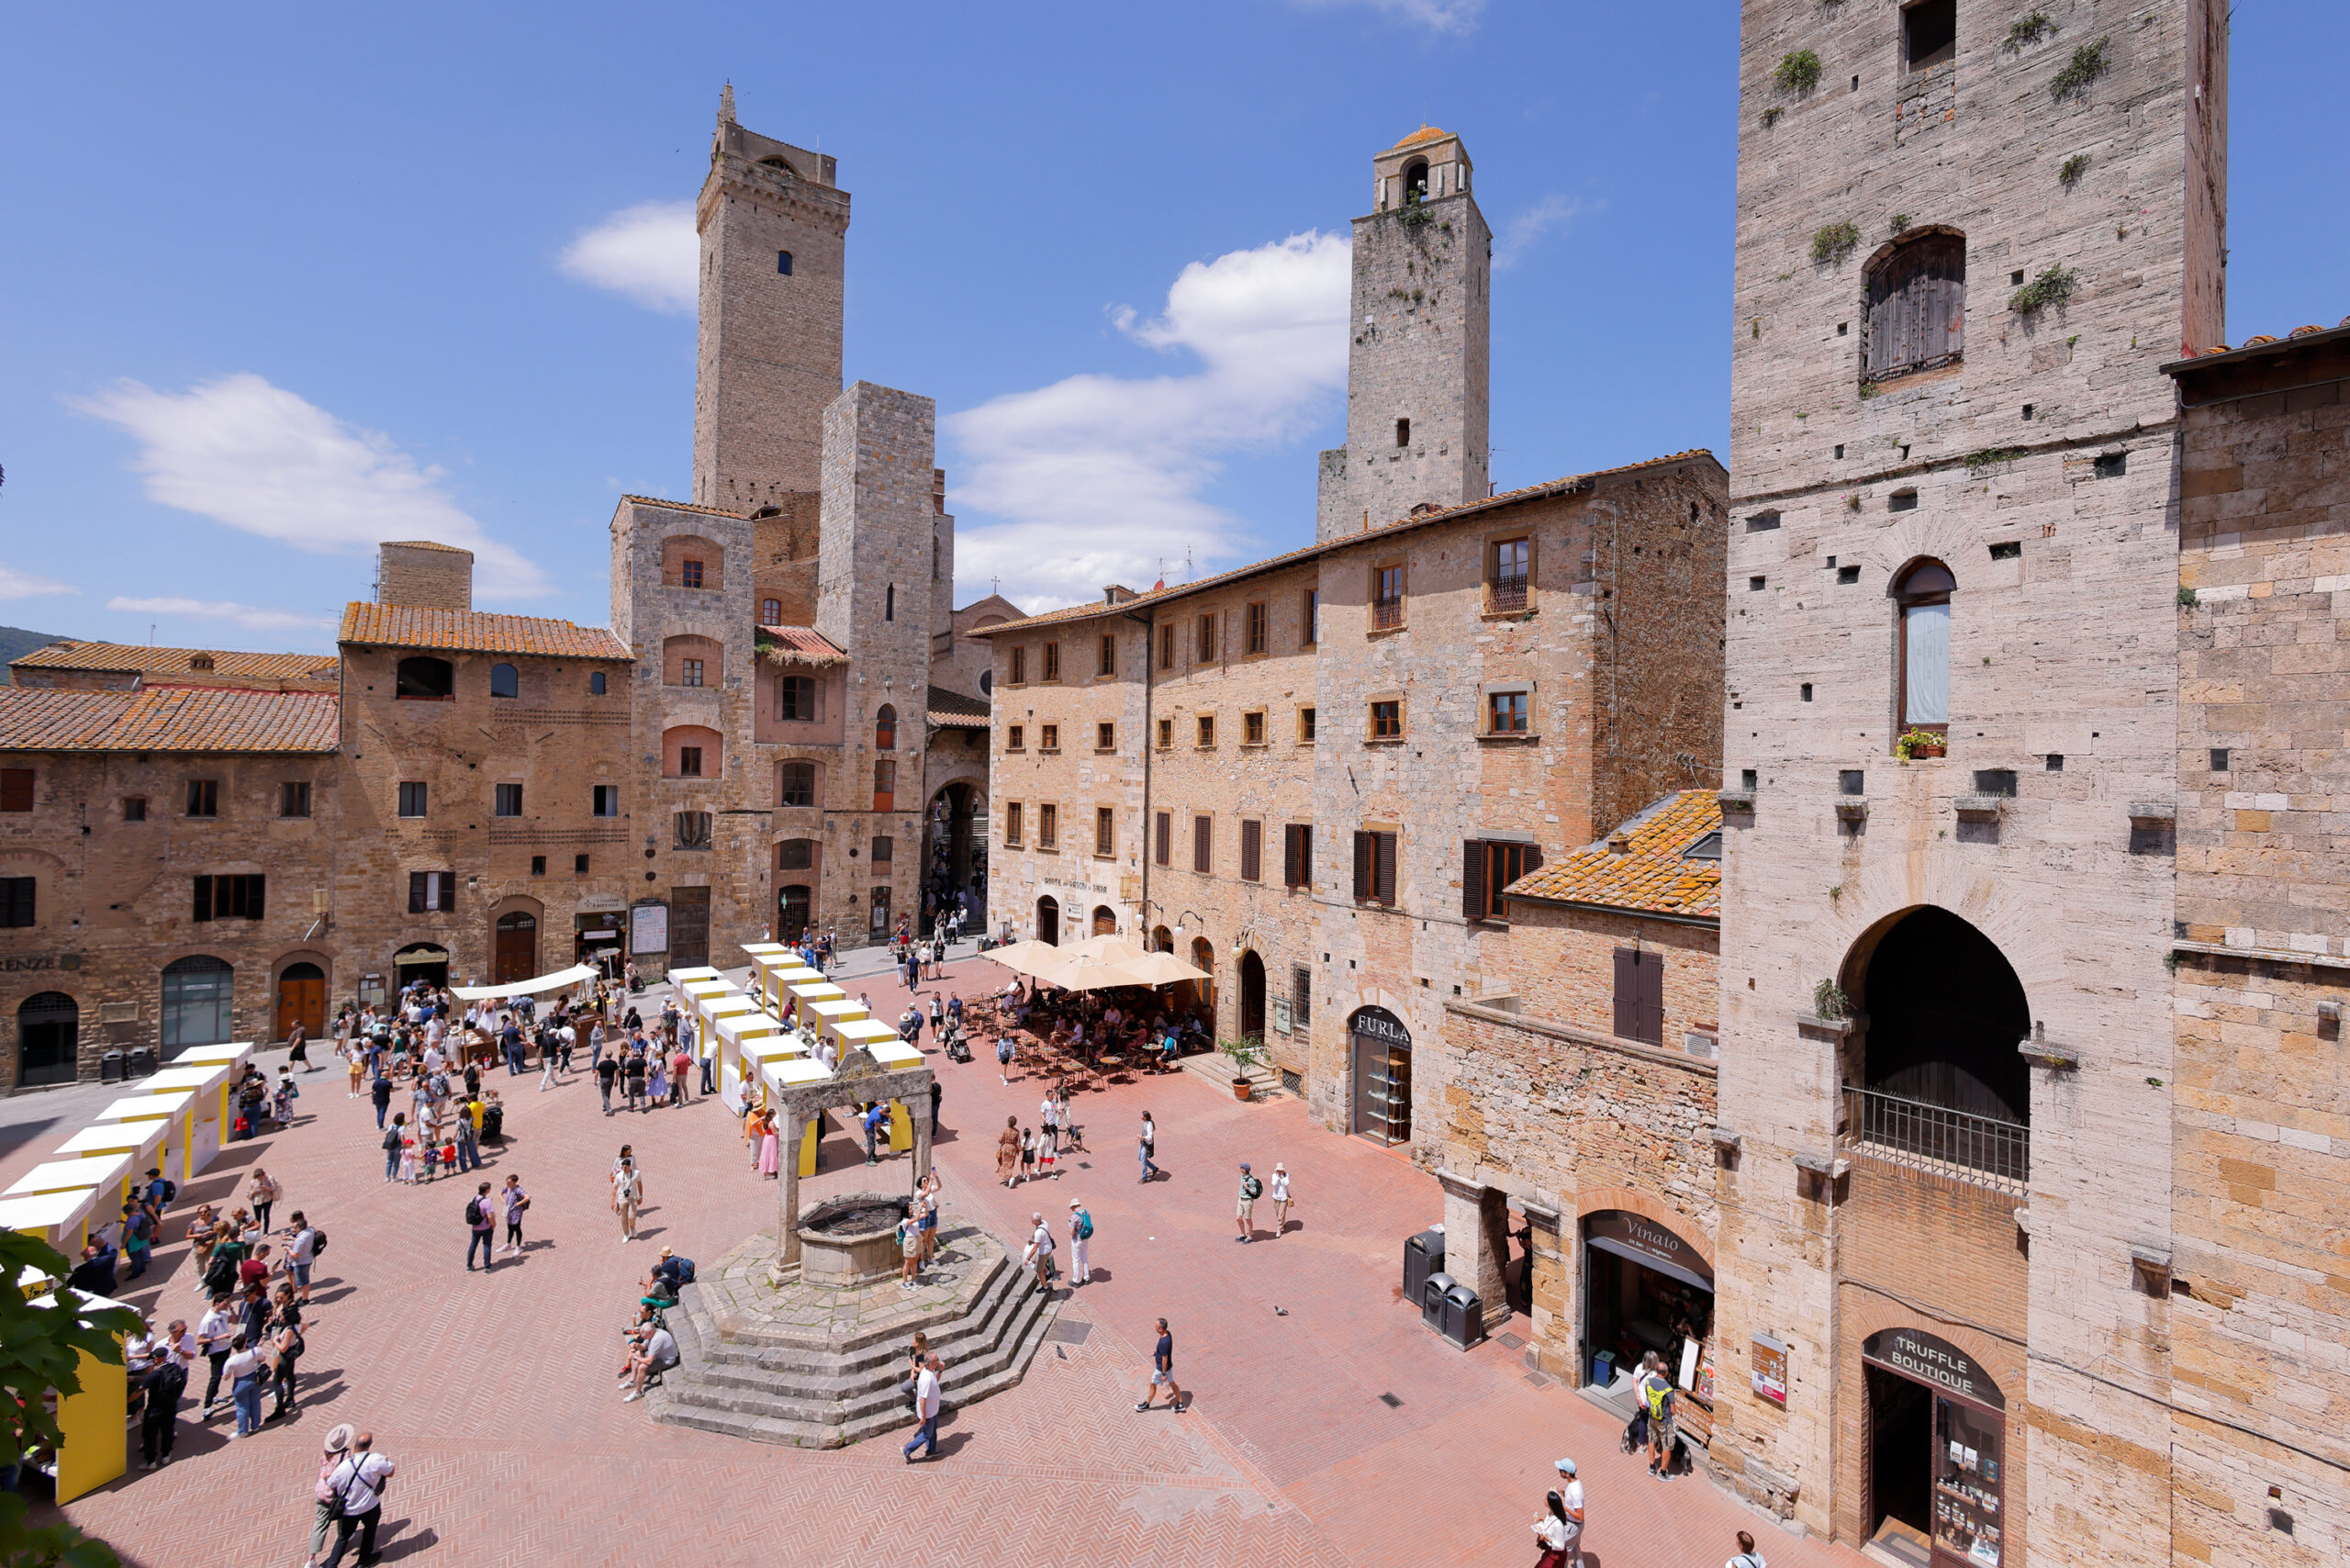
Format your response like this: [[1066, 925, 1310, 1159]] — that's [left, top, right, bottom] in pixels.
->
[[1219, 1037, 1266, 1102], [1896, 728, 1946, 760]]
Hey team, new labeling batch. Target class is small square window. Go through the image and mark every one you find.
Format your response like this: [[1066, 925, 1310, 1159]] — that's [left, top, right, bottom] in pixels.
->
[[2046, 755, 2065, 772], [1097, 722, 1115, 751], [2010, 270, 2027, 286], [123, 796, 148, 822], [1832, 444, 1845, 459], [593, 784, 621, 817], [680, 559, 704, 588], [575, 853, 590, 874], [531, 855, 547, 877], [1837, 322, 1849, 336], [1745, 512, 1780, 533], [1740, 768, 1758, 791], [2096, 452, 2128, 479], [1840, 769, 1866, 796], [495, 783, 523, 817], [1486, 691, 1528, 734], [1244, 711, 1266, 745], [280, 781, 312, 818], [1989, 541, 2021, 561], [677, 746, 704, 778], [1006, 724, 1024, 751], [1889, 490, 1919, 512], [1837, 566, 1861, 585], [2021, 404, 2035, 421], [397, 781, 428, 818], [1039, 724, 1059, 752], [1801, 684, 1813, 702], [1750, 576, 1767, 591], [1156, 718, 1172, 749], [1973, 769, 2018, 798], [2209, 748, 2230, 773], [589, 671, 608, 696], [1370, 700, 1403, 740]]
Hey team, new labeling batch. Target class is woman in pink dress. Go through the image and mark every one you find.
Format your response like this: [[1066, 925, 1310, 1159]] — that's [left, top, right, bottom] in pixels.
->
[[757, 1112, 781, 1179]]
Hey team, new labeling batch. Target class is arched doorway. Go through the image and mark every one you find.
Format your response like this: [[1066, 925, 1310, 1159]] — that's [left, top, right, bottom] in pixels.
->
[[1863, 1327, 2008, 1559], [1845, 907, 2030, 1182], [394, 943, 450, 990], [1091, 905, 1117, 937], [778, 884, 812, 943], [1238, 950, 1267, 1040], [16, 992, 79, 1088], [1151, 925, 1173, 954], [1189, 937, 1215, 1021], [161, 956, 234, 1058], [494, 913, 538, 985], [1348, 1005, 1412, 1145], [1036, 897, 1059, 946], [274, 962, 326, 1042]]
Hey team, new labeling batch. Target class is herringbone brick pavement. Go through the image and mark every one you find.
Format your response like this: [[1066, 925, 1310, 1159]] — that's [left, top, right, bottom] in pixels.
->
[[7, 957, 1863, 1568]]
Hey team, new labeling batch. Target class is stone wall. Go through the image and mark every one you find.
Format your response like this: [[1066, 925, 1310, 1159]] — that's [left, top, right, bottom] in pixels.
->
[[375, 543, 472, 612]]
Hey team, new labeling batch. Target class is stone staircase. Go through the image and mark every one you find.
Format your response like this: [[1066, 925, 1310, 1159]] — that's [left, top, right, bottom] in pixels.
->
[[645, 1242, 1059, 1448], [1178, 1047, 1281, 1100]]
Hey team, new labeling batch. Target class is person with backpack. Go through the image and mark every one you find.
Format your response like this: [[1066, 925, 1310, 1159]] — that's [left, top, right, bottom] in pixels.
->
[[1639, 1351, 1678, 1477], [316, 1429, 396, 1568], [138, 1338, 188, 1469], [285, 1212, 319, 1305], [1068, 1197, 1093, 1284], [464, 1182, 496, 1271], [995, 1031, 1015, 1085], [1235, 1162, 1263, 1242]]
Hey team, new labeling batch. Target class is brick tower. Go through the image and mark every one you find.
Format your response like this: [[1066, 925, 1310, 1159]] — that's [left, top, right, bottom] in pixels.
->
[[1315, 128, 1491, 542], [691, 86, 848, 517], [1711, 4, 2226, 1563]]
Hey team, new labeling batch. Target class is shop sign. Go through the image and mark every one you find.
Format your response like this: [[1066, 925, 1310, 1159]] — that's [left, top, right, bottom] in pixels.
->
[[1863, 1327, 2005, 1411], [1751, 1333, 1788, 1406], [1350, 1006, 1411, 1047], [1586, 1209, 1714, 1286], [576, 895, 625, 913], [1272, 998, 1292, 1035], [630, 903, 669, 955], [0, 954, 77, 972]]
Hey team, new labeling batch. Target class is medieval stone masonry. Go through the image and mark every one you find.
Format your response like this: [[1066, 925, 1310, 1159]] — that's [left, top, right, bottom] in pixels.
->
[[0, 93, 1009, 1084]]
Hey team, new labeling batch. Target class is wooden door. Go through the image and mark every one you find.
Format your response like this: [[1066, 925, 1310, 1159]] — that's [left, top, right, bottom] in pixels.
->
[[494, 913, 538, 985], [671, 887, 711, 968], [274, 963, 326, 1040]]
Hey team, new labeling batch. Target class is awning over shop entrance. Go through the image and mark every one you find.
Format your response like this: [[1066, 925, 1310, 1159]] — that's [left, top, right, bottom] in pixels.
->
[[451, 964, 598, 1002], [1583, 1210, 1714, 1294]]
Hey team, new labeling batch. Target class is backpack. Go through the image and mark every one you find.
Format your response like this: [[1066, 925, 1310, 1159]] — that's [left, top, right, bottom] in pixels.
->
[[308, 1226, 329, 1257], [150, 1358, 187, 1402], [202, 1254, 238, 1295], [1642, 1376, 1674, 1421], [1243, 1176, 1263, 1201], [151, 1178, 178, 1207], [1074, 1210, 1093, 1240], [464, 1197, 484, 1226], [673, 1257, 697, 1285]]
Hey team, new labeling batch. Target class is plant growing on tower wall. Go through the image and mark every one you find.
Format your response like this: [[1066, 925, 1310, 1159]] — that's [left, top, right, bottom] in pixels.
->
[[1810, 222, 1860, 266], [1811, 979, 1851, 1021], [2050, 38, 2109, 99], [1774, 50, 1823, 94], [2009, 263, 2078, 315]]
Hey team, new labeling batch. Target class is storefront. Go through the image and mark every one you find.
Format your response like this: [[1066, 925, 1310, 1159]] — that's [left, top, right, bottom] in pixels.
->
[[1580, 1209, 1716, 1444], [575, 913, 624, 976], [1348, 1006, 1412, 1146], [393, 944, 450, 990], [1862, 1327, 2008, 1568]]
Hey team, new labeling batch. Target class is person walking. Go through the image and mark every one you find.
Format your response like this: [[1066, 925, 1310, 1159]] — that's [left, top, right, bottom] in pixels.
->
[[249, 1169, 279, 1235], [1135, 1317, 1185, 1414], [538, 1037, 559, 1092], [1039, 1092, 1060, 1153], [318, 1431, 396, 1568], [304, 1426, 353, 1566], [995, 1032, 1014, 1085], [1021, 1211, 1054, 1294], [995, 1116, 1021, 1188], [465, 1182, 496, 1271], [624, 1048, 649, 1113], [498, 1174, 529, 1256], [370, 1070, 394, 1129], [1724, 1529, 1767, 1568], [1017, 1125, 1036, 1184], [1544, 1458, 1585, 1566], [928, 1077, 943, 1138], [612, 1156, 643, 1242], [453, 1099, 482, 1172], [1235, 1162, 1262, 1242], [901, 1352, 943, 1462], [1268, 1162, 1293, 1238], [379, 1114, 406, 1182], [757, 1113, 781, 1180], [1138, 1112, 1158, 1182], [1068, 1197, 1092, 1285], [595, 1050, 620, 1114]]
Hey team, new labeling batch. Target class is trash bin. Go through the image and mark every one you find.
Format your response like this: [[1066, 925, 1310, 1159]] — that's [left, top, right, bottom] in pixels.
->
[[101, 1049, 126, 1084], [1593, 1349, 1617, 1389], [1441, 1282, 1485, 1350], [1404, 1226, 1445, 1306], [1421, 1271, 1457, 1332], [127, 1047, 156, 1078]]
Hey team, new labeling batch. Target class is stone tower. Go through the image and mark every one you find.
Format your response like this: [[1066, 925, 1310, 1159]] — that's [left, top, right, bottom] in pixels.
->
[[1711, 3, 2226, 1563], [815, 382, 939, 942], [691, 89, 849, 517], [1315, 128, 1491, 541]]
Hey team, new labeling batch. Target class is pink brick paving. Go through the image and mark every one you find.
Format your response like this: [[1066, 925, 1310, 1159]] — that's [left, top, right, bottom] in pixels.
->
[[11, 956, 1866, 1568]]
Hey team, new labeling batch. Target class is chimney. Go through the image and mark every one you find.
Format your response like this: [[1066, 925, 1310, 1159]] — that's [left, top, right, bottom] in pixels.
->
[[377, 542, 475, 611], [1102, 584, 1137, 605], [1606, 830, 1633, 855]]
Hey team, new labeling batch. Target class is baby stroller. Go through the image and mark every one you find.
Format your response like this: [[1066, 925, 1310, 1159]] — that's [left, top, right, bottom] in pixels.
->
[[480, 1100, 507, 1144], [942, 1024, 972, 1064]]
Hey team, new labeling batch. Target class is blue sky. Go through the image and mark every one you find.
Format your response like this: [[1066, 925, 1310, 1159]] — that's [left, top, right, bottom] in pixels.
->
[[2, 1, 2343, 645]]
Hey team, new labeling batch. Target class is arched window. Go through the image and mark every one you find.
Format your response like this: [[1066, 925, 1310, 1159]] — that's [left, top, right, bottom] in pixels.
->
[[873, 759, 896, 812], [778, 837, 816, 871], [161, 955, 233, 1054], [489, 662, 520, 699], [1863, 230, 1965, 384], [396, 656, 453, 700], [662, 725, 722, 779], [17, 991, 79, 1087], [1402, 158, 1429, 204], [761, 598, 782, 624], [979, 669, 993, 696], [875, 705, 897, 750], [588, 671, 607, 696], [663, 635, 721, 689], [778, 760, 818, 807], [1895, 559, 1955, 734]]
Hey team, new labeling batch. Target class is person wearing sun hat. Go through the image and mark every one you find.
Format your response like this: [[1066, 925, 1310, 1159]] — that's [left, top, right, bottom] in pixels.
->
[[1067, 1195, 1093, 1284], [303, 1424, 354, 1566]]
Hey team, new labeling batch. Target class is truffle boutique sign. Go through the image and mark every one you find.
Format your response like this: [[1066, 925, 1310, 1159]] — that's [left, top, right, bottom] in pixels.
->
[[1863, 1327, 2005, 1411]]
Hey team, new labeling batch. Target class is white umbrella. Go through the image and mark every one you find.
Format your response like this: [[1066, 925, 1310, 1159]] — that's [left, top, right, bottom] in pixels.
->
[[1113, 949, 1211, 986], [985, 938, 1068, 980]]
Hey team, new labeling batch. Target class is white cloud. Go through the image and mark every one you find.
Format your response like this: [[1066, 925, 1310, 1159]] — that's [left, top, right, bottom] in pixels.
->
[[0, 566, 78, 601], [947, 230, 1352, 610], [558, 200, 698, 314], [106, 596, 330, 634], [68, 374, 548, 598], [1297, 0, 1484, 34], [1494, 194, 1597, 269]]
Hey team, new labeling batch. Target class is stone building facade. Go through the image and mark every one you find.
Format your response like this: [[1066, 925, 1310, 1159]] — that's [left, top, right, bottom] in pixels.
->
[[1709, 3, 2232, 1563], [982, 128, 1729, 1178], [2164, 323, 2350, 1568]]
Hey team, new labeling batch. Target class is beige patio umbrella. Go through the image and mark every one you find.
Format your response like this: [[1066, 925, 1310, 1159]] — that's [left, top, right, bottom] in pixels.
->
[[1109, 948, 1210, 987], [1035, 949, 1153, 992], [984, 938, 1068, 980], [1065, 934, 1150, 965]]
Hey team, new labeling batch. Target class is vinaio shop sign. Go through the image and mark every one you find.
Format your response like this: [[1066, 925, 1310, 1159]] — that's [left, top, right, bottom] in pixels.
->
[[1863, 1327, 2005, 1411]]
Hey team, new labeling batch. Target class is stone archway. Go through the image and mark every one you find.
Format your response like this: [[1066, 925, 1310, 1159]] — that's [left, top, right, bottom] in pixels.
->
[[1842, 904, 2031, 1141], [1035, 896, 1059, 946]]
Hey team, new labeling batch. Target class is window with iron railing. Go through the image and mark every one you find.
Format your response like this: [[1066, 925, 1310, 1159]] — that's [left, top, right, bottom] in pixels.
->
[[1373, 565, 1405, 629], [1842, 1084, 2029, 1193], [1488, 537, 1530, 612]]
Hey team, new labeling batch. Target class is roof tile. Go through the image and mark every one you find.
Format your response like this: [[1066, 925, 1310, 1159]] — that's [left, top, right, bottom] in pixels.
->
[[11, 641, 339, 687], [0, 687, 341, 754], [756, 625, 849, 666], [926, 685, 990, 726], [1504, 790, 1721, 920], [338, 604, 631, 661]]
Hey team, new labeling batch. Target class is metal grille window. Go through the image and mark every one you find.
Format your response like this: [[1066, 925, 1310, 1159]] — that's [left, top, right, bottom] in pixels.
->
[[1372, 565, 1405, 629], [675, 811, 712, 850], [1863, 232, 1965, 384], [1192, 814, 1213, 873], [1489, 538, 1530, 611], [1239, 819, 1263, 882], [1292, 965, 1312, 1026]]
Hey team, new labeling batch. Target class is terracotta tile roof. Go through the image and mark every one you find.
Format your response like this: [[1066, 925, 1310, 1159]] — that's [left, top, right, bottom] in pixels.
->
[[380, 539, 472, 553], [0, 686, 341, 754], [618, 494, 751, 521], [925, 685, 990, 727], [10, 641, 340, 687], [755, 625, 849, 666], [2164, 318, 2350, 373], [1393, 126, 1452, 147], [1503, 790, 1722, 921], [973, 449, 1720, 635], [338, 604, 631, 660]]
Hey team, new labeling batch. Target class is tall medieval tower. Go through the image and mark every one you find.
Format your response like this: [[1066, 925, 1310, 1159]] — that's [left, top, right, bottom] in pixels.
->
[[692, 85, 848, 519], [1711, 4, 2226, 1563], [1315, 128, 1491, 542]]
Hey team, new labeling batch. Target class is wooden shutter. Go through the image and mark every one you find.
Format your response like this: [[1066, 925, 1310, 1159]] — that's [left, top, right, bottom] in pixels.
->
[[1240, 820, 1262, 882], [193, 875, 213, 923], [1638, 950, 1664, 1045], [1612, 948, 1638, 1039], [1353, 832, 1373, 900], [1284, 824, 1309, 888], [0, 768, 32, 812], [1193, 815, 1211, 873], [1462, 839, 1486, 920], [1155, 812, 1170, 866], [1374, 832, 1397, 904], [1522, 843, 1544, 878]]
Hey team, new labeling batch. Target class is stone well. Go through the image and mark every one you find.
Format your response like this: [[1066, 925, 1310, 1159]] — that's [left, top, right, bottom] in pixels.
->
[[796, 1193, 910, 1286]]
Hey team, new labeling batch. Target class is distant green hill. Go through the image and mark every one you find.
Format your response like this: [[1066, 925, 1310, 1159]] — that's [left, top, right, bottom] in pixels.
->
[[0, 625, 74, 682]]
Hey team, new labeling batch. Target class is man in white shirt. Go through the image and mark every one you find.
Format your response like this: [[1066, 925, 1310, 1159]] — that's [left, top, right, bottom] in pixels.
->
[[196, 1298, 235, 1417], [1553, 1456, 1585, 1563], [1039, 1094, 1060, 1152], [619, 1321, 679, 1402], [901, 1353, 943, 1462], [1022, 1212, 1055, 1292], [319, 1431, 396, 1568]]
